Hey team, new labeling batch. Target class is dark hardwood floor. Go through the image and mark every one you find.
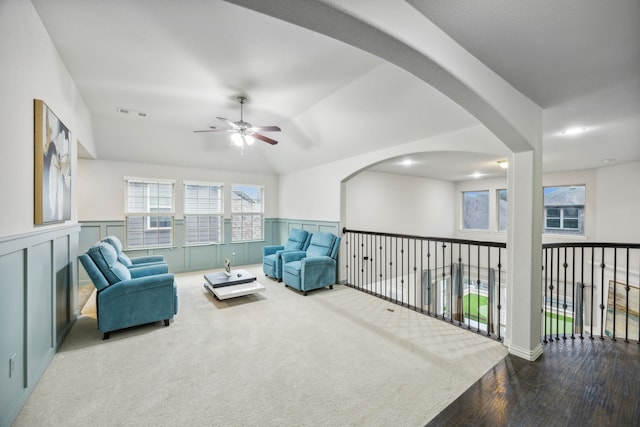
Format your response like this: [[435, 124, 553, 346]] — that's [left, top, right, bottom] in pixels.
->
[[427, 338, 640, 427]]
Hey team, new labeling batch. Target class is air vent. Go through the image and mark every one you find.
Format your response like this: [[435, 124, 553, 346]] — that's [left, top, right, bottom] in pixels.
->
[[117, 107, 147, 118]]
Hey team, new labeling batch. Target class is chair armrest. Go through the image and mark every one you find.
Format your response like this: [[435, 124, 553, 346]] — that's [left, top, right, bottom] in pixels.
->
[[301, 256, 335, 268], [99, 273, 175, 299], [281, 250, 307, 264], [129, 263, 169, 278], [263, 245, 284, 256], [130, 255, 165, 265]]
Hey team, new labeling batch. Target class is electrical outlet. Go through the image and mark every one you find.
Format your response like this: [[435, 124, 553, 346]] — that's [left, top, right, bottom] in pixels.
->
[[9, 354, 16, 378]]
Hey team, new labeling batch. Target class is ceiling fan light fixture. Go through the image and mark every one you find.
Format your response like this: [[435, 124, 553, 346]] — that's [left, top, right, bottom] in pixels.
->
[[231, 133, 244, 147], [244, 134, 255, 146]]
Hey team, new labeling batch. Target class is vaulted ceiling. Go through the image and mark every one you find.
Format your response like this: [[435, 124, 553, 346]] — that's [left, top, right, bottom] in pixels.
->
[[31, 0, 640, 181]]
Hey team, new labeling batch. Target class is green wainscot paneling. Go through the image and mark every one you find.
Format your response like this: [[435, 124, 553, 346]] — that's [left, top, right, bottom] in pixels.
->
[[79, 218, 341, 277], [0, 224, 80, 427], [0, 249, 26, 426]]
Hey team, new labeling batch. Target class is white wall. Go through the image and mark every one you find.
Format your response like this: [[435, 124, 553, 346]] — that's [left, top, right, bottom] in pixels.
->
[[278, 125, 509, 223], [78, 159, 279, 221], [453, 166, 640, 244], [345, 170, 455, 236], [0, 0, 94, 238], [595, 161, 640, 243]]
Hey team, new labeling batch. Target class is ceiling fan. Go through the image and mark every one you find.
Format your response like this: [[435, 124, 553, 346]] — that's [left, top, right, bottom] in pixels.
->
[[194, 96, 280, 152]]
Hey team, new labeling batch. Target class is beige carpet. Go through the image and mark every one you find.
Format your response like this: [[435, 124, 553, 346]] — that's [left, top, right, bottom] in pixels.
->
[[13, 265, 508, 427]]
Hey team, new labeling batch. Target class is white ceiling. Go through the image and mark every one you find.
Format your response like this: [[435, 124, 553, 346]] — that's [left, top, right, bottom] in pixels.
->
[[31, 0, 640, 181]]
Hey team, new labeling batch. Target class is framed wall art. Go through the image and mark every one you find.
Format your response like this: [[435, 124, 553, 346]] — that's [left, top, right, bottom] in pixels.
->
[[34, 99, 71, 224]]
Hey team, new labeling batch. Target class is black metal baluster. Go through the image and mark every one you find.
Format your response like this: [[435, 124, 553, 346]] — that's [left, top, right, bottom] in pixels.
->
[[467, 243, 472, 330], [476, 244, 481, 333], [420, 239, 424, 313], [427, 241, 432, 316], [590, 247, 595, 340], [543, 248, 548, 343], [441, 241, 447, 320], [562, 247, 568, 340], [487, 246, 492, 336], [580, 246, 585, 340], [344, 231, 349, 287], [413, 238, 417, 311], [378, 236, 382, 297], [384, 235, 388, 300], [401, 238, 405, 306], [555, 247, 560, 341], [394, 237, 398, 304], [599, 246, 606, 340], [612, 248, 617, 341], [624, 248, 630, 343], [497, 249, 502, 341], [571, 247, 576, 340], [435, 240, 439, 318], [449, 241, 454, 323]]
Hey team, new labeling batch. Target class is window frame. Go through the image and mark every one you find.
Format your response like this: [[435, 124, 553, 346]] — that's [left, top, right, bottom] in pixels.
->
[[183, 180, 225, 246], [124, 176, 176, 249], [543, 185, 586, 236], [497, 188, 508, 232], [231, 184, 264, 242], [544, 207, 580, 230], [462, 190, 490, 231]]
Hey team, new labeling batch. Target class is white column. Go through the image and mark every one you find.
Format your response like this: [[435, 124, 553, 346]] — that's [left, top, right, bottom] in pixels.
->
[[506, 150, 544, 360]]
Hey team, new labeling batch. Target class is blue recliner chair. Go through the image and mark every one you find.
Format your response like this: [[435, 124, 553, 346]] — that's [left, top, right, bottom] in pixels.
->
[[79, 241, 178, 339], [102, 235, 167, 272], [281, 232, 341, 296], [263, 228, 311, 281]]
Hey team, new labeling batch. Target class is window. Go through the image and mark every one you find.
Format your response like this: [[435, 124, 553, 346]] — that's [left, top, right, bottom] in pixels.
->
[[497, 189, 508, 231], [231, 184, 264, 242], [462, 190, 489, 230], [544, 185, 585, 235], [184, 181, 224, 245], [125, 177, 175, 248]]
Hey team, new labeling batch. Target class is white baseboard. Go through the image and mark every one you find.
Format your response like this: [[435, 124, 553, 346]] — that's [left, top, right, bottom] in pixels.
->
[[508, 341, 544, 361]]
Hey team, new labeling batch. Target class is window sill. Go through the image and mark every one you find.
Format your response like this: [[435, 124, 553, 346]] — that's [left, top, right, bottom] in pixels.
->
[[183, 242, 224, 248], [125, 245, 177, 251]]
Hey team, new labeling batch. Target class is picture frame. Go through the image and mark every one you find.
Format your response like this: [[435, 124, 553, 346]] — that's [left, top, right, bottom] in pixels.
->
[[34, 99, 72, 224]]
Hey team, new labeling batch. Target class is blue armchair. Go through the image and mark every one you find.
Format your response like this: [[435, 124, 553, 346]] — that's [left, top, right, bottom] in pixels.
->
[[263, 228, 311, 281], [102, 235, 167, 272], [282, 232, 341, 295], [79, 241, 178, 339]]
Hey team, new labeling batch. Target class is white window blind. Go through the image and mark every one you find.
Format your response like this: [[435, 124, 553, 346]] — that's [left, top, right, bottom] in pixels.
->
[[184, 181, 224, 245], [124, 177, 175, 248], [231, 184, 264, 242]]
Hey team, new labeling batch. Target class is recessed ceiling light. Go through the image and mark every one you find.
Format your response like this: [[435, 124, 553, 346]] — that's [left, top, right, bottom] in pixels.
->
[[400, 159, 414, 167], [560, 126, 587, 136], [472, 172, 483, 179], [602, 158, 616, 164]]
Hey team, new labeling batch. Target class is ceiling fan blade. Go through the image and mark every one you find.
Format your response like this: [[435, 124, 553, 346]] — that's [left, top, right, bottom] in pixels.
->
[[193, 128, 236, 133], [250, 125, 281, 132], [193, 126, 217, 133], [217, 117, 239, 129], [252, 132, 278, 145]]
